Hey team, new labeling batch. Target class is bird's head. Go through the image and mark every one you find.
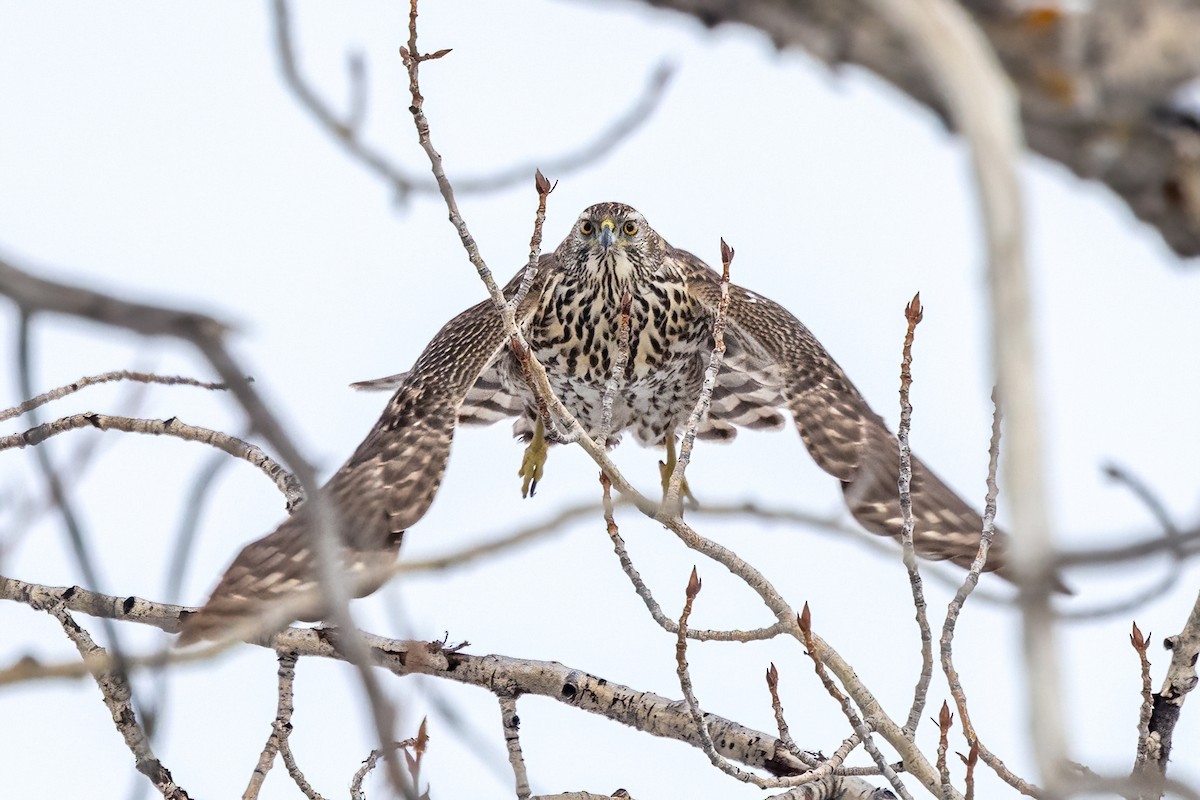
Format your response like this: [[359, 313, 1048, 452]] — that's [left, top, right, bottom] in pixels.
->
[[559, 202, 662, 283]]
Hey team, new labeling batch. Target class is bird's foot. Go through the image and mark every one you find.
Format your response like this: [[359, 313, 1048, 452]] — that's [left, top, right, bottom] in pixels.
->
[[658, 433, 697, 511], [519, 418, 549, 498]]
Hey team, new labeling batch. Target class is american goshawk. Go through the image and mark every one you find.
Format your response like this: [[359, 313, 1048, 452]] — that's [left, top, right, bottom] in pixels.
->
[[179, 202, 1026, 643]]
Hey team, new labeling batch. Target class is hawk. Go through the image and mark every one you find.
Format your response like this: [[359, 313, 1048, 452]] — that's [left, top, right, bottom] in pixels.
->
[[179, 202, 1023, 644]]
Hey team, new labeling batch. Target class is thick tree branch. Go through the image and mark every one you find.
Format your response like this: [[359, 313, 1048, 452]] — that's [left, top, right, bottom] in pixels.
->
[[635, 0, 1200, 259], [0, 575, 890, 798]]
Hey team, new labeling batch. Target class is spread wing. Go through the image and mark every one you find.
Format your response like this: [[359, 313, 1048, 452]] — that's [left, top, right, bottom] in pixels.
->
[[179, 260, 553, 643], [669, 246, 1021, 584]]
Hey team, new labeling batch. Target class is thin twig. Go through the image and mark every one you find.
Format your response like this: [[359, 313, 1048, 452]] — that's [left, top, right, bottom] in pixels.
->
[[798, 604, 915, 800], [960, 743, 979, 800], [673, 568, 768, 787], [1129, 622, 1153, 772], [600, 475, 787, 643], [766, 663, 868, 780], [936, 701, 953, 800], [897, 293, 932, 739], [511, 170, 556, 313], [941, 396, 1039, 796], [350, 733, 423, 800], [271, 0, 672, 203], [499, 696, 532, 799], [244, 651, 311, 800], [661, 239, 733, 515], [0, 369, 238, 423]]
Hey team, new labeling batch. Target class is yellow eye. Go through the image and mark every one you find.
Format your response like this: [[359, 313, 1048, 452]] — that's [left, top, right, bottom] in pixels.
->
[[579, 220, 595, 236], [623, 221, 638, 236]]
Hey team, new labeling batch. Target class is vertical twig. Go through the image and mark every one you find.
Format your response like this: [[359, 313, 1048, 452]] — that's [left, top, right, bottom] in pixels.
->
[[499, 696, 532, 799], [936, 701, 954, 800], [1130, 622, 1154, 772], [244, 651, 311, 800], [960, 743, 979, 800], [662, 239, 733, 514], [941, 397, 1038, 795], [897, 293, 933, 738]]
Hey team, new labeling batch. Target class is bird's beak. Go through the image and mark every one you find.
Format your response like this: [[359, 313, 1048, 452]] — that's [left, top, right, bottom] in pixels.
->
[[599, 219, 616, 250]]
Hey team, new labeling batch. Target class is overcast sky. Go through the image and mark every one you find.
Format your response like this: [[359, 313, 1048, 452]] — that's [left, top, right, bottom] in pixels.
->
[[2, 2, 1199, 798]]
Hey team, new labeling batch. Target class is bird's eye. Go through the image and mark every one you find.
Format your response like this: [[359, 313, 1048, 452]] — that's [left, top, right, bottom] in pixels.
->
[[623, 221, 638, 236], [579, 220, 595, 236]]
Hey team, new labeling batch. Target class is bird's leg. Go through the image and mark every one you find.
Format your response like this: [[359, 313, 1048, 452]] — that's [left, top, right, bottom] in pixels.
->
[[519, 417, 549, 498], [658, 430, 697, 506]]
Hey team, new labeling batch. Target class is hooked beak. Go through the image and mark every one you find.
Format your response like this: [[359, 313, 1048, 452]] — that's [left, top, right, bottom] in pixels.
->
[[599, 219, 616, 250]]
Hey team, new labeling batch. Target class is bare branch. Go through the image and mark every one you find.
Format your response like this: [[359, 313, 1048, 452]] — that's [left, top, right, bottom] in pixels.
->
[[0, 576, 890, 797], [0, 240, 399, 800], [1130, 622, 1154, 774], [600, 475, 787, 643], [499, 696, 532, 799], [2, 411, 302, 509], [0, 369, 239, 423], [244, 651, 318, 800], [662, 239, 733, 514], [896, 293, 932, 739], [637, 1, 1200, 259], [31, 597, 189, 799], [1131, 590, 1200, 796], [1059, 465, 1186, 620], [864, 0, 1064, 787], [271, 0, 671, 202], [936, 701, 953, 800], [672, 567, 762, 785], [799, 604, 915, 800]]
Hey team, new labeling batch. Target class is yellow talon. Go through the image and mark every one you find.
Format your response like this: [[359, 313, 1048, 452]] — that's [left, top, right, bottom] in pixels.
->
[[519, 417, 549, 498], [658, 432, 697, 507]]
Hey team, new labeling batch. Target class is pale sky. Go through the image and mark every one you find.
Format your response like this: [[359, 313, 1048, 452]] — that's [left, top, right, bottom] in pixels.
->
[[2, 2, 1198, 798]]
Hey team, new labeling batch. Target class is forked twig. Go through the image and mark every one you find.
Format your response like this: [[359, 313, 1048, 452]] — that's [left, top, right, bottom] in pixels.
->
[[941, 396, 1039, 796]]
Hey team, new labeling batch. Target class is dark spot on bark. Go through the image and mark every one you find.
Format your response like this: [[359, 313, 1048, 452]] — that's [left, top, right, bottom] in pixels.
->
[[123, 596, 136, 614], [61, 586, 77, 601], [561, 682, 577, 699]]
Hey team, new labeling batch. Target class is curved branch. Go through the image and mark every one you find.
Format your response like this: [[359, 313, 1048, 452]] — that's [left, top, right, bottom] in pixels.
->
[[1, 412, 302, 509]]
